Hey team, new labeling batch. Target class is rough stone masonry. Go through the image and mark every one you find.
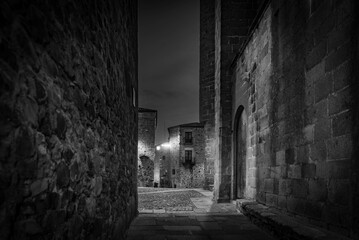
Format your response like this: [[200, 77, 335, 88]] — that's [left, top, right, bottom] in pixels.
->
[[231, 0, 359, 237], [200, 0, 359, 238], [0, 1, 138, 239]]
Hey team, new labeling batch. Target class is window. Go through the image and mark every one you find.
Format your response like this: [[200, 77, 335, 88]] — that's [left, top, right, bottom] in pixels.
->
[[172, 169, 175, 175], [185, 150, 192, 163], [184, 132, 193, 144]]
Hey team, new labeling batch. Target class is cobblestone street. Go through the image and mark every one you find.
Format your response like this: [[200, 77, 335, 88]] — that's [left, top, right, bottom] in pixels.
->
[[129, 188, 275, 239]]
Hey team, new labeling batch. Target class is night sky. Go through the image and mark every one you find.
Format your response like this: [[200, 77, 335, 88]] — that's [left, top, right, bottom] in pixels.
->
[[138, 0, 200, 145]]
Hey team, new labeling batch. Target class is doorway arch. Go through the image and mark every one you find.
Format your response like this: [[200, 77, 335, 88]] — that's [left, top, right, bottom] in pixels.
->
[[233, 106, 247, 199]]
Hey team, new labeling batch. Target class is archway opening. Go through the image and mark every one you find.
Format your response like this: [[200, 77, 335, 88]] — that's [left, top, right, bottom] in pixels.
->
[[233, 106, 247, 199]]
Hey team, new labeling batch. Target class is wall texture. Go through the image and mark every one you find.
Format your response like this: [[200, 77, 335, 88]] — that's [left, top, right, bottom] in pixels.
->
[[233, 0, 357, 237], [0, 0, 138, 239], [178, 127, 205, 188], [167, 124, 205, 188], [199, 0, 216, 189], [138, 109, 157, 161], [168, 127, 180, 187], [137, 109, 156, 187], [213, 0, 258, 202]]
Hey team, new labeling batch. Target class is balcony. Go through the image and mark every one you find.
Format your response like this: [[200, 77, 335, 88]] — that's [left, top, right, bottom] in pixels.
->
[[181, 157, 195, 169]]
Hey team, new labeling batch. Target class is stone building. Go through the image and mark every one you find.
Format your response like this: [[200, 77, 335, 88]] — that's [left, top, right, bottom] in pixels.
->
[[137, 108, 157, 187], [0, 1, 138, 239], [200, 0, 359, 238], [164, 123, 205, 188], [154, 144, 171, 188]]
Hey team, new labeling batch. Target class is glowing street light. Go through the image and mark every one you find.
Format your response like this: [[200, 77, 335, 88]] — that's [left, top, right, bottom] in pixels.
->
[[161, 143, 171, 148], [156, 143, 171, 151]]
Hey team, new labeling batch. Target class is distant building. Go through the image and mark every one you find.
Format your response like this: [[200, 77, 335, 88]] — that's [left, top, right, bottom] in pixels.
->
[[138, 108, 157, 187], [154, 144, 171, 188], [161, 122, 205, 188]]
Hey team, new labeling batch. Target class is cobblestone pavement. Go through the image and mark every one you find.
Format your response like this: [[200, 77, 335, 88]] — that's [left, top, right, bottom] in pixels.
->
[[138, 188, 235, 213], [129, 188, 276, 239], [138, 189, 204, 210]]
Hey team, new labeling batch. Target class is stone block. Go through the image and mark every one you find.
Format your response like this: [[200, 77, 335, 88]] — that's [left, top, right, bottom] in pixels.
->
[[309, 140, 327, 162], [302, 124, 314, 143], [308, 178, 327, 202], [279, 179, 292, 196], [314, 118, 330, 141], [328, 179, 350, 206], [314, 73, 332, 103], [328, 87, 352, 115], [316, 160, 350, 179], [248, 177, 257, 188], [325, 41, 351, 73], [275, 150, 285, 166], [314, 99, 328, 120], [287, 197, 306, 215], [30, 179, 49, 196], [288, 164, 302, 179], [277, 196, 287, 209], [333, 60, 352, 91], [306, 40, 326, 70], [327, 134, 352, 160], [332, 110, 352, 137], [306, 61, 324, 84], [265, 193, 278, 207], [301, 163, 316, 178], [296, 145, 309, 163], [327, 22, 352, 54], [291, 179, 309, 198], [285, 148, 295, 164], [264, 178, 274, 193]]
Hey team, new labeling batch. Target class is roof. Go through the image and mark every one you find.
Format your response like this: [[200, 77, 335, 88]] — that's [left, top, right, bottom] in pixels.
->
[[138, 107, 157, 113], [168, 122, 204, 130]]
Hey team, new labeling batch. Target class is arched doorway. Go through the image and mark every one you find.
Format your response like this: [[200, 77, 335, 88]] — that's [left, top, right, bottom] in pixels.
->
[[233, 106, 247, 199]]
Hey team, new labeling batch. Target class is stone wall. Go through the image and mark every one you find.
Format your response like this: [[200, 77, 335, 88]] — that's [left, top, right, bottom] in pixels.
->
[[0, 1, 138, 239], [167, 125, 205, 188], [138, 156, 154, 187], [137, 109, 156, 187], [199, 0, 216, 189], [233, 0, 357, 237], [178, 127, 205, 188], [138, 109, 156, 160], [155, 147, 170, 187], [168, 127, 180, 187], [213, 0, 258, 202]]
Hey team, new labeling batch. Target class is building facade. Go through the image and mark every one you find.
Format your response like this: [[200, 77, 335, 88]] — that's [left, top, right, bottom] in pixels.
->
[[163, 123, 205, 188], [200, 0, 358, 237], [138, 108, 157, 187]]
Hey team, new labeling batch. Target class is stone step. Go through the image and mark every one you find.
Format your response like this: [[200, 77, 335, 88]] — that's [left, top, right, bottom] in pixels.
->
[[236, 199, 352, 240]]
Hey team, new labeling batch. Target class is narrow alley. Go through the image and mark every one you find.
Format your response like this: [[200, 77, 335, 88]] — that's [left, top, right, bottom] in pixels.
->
[[0, 0, 358, 240]]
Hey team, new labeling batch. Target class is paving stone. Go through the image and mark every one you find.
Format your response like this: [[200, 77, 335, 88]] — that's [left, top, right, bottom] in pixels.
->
[[199, 222, 222, 230], [163, 226, 202, 231], [237, 200, 352, 240], [196, 216, 215, 222], [132, 218, 156, 226], [166, 236, 209, 240]]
